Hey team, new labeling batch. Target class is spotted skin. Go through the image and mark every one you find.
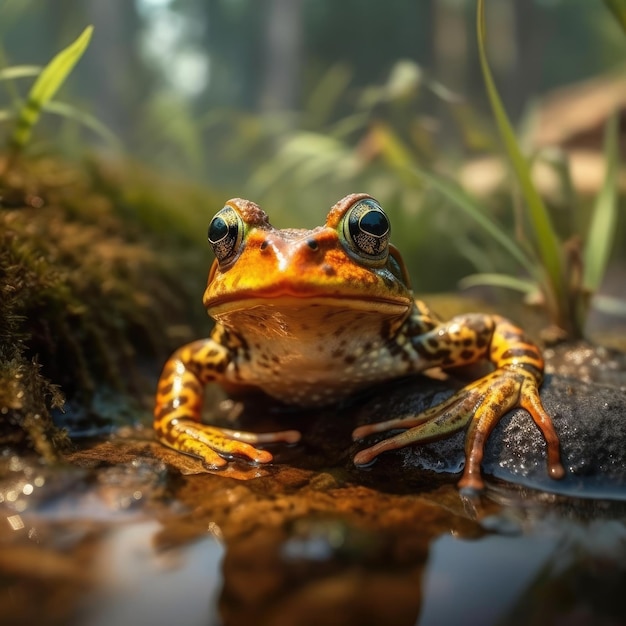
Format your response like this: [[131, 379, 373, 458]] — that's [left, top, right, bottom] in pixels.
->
[[154, 193, 564, 491], [154, 336, 300, 468], [352, 313, 563, 490]]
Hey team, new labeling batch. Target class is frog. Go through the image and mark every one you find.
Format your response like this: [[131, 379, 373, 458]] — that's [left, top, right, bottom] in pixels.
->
[[154, 193, 564, 491]]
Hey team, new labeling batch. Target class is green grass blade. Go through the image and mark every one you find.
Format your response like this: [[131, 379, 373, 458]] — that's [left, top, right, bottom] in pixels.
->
[[304, 63, 352, 129], [0, 65, 41, 81], [583, 113, 619, 291], [9, 25, 93, 153], [0, 66, 42, 114], [371, 121, 418, 171], [476, 0, 565, 312], [603, 0, 626, 34], [458, 272, 537, 294], [410, 166, 537, 278], [43, 100, 122, 151]]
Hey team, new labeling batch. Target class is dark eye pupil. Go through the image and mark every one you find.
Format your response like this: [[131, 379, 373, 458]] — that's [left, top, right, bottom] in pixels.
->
[[208, 216, 228, 243], [207, 207, 243, 264], [345, 199, 390, 258], [359, 210, 388, 237]]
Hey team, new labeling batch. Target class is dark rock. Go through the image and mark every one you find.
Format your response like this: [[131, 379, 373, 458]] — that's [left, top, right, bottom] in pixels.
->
[[487, 374, 626, 499], [356, 373, 626, 500]]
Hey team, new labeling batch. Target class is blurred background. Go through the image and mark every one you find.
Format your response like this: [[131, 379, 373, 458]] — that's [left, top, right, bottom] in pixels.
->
[[1, 0, 625, 293]]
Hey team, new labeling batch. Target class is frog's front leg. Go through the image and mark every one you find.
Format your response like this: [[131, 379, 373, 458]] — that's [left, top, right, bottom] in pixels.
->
[[154, 338, 300, 468], [353, 314, 564, 491]]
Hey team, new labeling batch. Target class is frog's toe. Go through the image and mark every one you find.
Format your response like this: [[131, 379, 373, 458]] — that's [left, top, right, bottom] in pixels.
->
[[352, 392, 466, 441], [219, 426, 302, 445], [175, 435, 230, 469], [519, 377, 565, 480], [353, 396, 475, 466], [454, 371, 564, 490], [163, 420, 276, 465]]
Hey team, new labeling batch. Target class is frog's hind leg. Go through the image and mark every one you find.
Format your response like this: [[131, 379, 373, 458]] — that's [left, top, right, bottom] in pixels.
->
[[353, 313, 565, 491], [352, 371, 520, 491], [354, 369, 562, 492]]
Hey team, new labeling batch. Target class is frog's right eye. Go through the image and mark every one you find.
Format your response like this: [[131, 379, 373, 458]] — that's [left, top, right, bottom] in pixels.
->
[[208, 206, 244, 265]]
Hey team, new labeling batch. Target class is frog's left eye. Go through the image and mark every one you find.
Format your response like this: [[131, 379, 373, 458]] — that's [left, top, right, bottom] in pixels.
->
[[342, 198, 390, 261], [208, 206, 244, 266]]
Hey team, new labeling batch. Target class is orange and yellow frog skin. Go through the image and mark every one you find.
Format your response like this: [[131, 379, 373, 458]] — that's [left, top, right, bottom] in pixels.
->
[[154, 193, 565, 491]]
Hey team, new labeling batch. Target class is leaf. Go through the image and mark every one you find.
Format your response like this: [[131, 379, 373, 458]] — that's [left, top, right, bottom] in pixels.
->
[[476, 0, 565, 320], [410, 166, 537, 279], [249, 132, 353, 195], [384, 60, 422, 101], [603, 0, 626, 34], [10, 25, 93, 151], [304, 63, 352, 129], [458, 272, 537, 294], [0, 65, 41, 81], [329, 112, 370, 139], [583, 113, 619, 291], [42, 100, 122, 150], [370, 122, 416, 169], [146, 93, 205, 173], [369, 122, 434, 189]]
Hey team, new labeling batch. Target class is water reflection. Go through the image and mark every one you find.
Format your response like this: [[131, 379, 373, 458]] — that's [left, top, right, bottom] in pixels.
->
[[419, 516, 626, 626], [81, 521, 224, 626], [2, 447, 626, 626], [418, 532, 558, 626]]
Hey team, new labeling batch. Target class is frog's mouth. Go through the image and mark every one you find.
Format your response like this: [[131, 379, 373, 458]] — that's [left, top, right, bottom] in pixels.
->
[[207, 295, 411, 340], [206, 292, 411, 319]]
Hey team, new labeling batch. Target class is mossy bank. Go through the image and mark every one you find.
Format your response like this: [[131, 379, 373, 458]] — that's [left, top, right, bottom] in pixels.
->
[[0, 154, 221, 459]]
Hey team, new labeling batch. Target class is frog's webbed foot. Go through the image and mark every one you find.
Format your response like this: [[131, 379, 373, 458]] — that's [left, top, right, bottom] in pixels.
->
[[353, 368, 564, 491], [161, 420, 301, 469]]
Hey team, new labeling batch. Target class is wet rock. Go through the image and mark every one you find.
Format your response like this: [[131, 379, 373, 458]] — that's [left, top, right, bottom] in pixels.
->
[[544, 341, 626, 389], [486, 374, 626, 499], [357, 372, 626, 500]]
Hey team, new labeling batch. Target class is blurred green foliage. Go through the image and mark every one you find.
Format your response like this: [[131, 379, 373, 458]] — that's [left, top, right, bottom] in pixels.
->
[[448, 0, 622, 339], [603, 0, 626, 34], [0, 25, 115, 168], [1, 0, 624, 328], [1, 1, 622, 168]]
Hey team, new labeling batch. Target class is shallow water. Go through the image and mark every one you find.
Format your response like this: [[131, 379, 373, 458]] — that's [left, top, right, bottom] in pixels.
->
[[1, 438, 625, 626]]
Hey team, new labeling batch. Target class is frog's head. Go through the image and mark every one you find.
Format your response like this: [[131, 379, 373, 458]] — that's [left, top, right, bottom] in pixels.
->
[[203, 193, 413, 324]]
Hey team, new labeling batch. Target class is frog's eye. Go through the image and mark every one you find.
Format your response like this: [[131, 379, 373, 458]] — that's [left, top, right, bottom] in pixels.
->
[[342, 198, 390, 261], [208, 206, 244, 265]]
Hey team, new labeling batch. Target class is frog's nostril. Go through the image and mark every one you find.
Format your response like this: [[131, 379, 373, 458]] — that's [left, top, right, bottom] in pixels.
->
[[306, 239, 319, 251], [260, 240, 269, 251]]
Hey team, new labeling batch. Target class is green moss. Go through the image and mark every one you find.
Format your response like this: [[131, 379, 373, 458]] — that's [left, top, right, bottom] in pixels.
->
[[0, 154, 222, 460]]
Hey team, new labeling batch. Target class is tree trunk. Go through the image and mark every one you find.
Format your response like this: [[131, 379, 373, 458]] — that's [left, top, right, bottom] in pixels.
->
[[260, 0, 304, 112]]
